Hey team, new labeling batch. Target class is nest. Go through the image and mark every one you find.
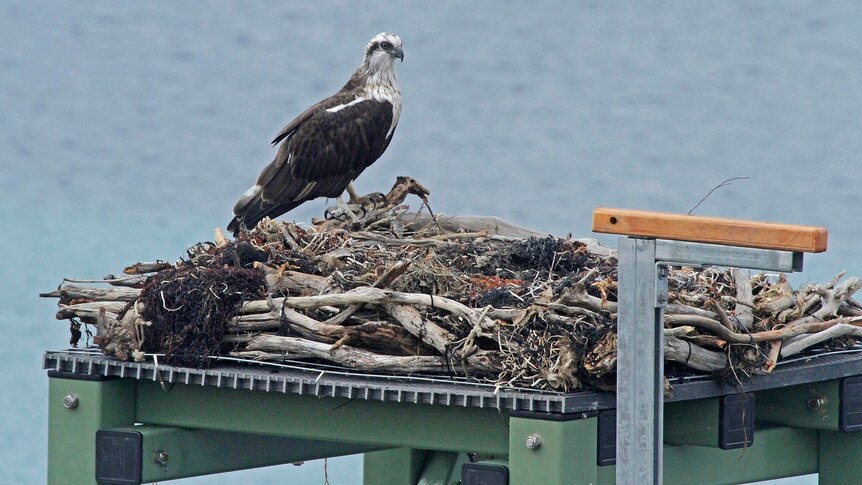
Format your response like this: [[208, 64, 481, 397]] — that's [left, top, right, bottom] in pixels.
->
[[42, 177, 862, 392]]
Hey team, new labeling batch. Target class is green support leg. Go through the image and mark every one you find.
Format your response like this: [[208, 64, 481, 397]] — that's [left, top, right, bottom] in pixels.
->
[[364, 448, 428, 484], [48, 377, 136, 485], [416, 451, 466, 485], [508, 415, 598, 485], [818, 430, 862, 484]]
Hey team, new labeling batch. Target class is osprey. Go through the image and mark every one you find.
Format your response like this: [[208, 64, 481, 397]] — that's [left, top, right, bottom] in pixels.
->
[[227, 32, 404, 235]]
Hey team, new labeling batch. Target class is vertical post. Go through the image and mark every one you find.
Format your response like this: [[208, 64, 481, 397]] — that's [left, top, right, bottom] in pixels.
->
[[363, 449, 428, 485], [616, 237, 665, 485]]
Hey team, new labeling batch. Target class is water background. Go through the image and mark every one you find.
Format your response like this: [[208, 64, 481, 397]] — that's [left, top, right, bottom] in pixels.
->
[[2, 1, 860, 483]]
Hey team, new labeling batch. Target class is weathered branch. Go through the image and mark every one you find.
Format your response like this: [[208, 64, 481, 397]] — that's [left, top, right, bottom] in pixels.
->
[[780, 321, 862, 357], [243, 334, 499, 373], [40, 285, 141, 302], [731, 268, 754, 330], [664, 336, 726, 372], [787, 277, 862, 326], [384, 304, 455, 354]]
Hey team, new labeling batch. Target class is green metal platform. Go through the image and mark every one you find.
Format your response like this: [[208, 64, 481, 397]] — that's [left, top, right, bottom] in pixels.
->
[[44, 348, 862, 484]]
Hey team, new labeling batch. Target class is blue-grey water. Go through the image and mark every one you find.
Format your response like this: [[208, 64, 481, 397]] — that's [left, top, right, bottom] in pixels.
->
[[2, 1, 860, 483]]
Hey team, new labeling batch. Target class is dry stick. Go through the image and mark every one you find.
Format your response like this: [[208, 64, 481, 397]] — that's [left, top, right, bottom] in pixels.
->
[[665, 314, 851, 343], [230, 308, 426, 356], [537, 302, 602, 319], [780, 321, 862, 357], [665, 303, 719, 319], [665, 336, 727, 372], [40, 285, 141, 302], [323, 261, 411, 325], [707, 299, 737, 332], [664, 326, 696, 337], [786, 277, 862, 327], [351, 232, 445, 247], [56, 301, 127, 320], [558, 284, 617, 313], [240, 287, 497, 333], [262, 267, 332, 295], [384, 304, 454, 354], [124, 261, 172, 275], [764, 340, 782, 373], [754, 275, 795, 315], [731, 269, 755, 330], [242, 334, 499, 373], [584, 334, 726, 374], [61, 275, 148, 287]]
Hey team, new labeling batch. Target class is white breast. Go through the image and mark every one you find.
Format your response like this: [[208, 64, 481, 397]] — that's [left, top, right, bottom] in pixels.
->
[[366, 85, 401, 139]]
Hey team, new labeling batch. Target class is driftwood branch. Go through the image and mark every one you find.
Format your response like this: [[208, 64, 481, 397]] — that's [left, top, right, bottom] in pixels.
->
[[242, 334, 499, 373], [732, 269, 754, 330], [664, 336, 726, 372], [41, 285, 141, 302]]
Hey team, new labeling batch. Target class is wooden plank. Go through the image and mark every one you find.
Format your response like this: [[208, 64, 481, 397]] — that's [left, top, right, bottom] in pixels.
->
[[592, 208, 827, 253]]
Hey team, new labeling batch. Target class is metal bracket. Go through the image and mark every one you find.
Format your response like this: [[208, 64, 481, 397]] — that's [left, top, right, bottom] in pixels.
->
[[616, 237, 804, 485]]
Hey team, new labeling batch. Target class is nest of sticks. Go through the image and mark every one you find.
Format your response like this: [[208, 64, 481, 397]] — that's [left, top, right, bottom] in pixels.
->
[[42, 177, 862, 392]]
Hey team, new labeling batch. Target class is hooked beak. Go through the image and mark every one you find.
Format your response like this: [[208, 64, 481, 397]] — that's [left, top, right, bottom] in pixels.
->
[[391, 47, 404, 62]]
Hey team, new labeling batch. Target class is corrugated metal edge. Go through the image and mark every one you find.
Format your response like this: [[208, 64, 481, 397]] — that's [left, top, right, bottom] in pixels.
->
[[43, 350, 611, 414]]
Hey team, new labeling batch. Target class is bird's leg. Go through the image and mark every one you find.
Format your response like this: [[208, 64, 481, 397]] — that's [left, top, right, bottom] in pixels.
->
[[334, 195, 361, 224], [345, 182, 386, 210], [346, 182, 361, 204]]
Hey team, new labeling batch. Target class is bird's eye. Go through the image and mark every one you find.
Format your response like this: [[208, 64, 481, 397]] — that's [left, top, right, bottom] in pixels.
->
[[380, 41, 392, 50]]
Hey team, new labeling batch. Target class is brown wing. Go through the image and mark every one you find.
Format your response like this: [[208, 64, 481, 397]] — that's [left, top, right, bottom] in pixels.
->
[[228, 94, 396, 234]]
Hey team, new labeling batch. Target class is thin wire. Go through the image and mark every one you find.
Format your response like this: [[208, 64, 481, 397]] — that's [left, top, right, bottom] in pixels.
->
[[687, 177, 750, 215]]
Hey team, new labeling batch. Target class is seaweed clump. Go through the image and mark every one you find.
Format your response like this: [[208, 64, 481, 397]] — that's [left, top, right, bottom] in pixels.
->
[[139, 265, 264, 367]]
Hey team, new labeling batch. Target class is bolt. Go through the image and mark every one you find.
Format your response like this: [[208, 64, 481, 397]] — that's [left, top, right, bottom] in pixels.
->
[[808, 396, 826, 411], [657, 291, 668, 304], [154, 451, 169, 466], [658, 266, 669, 278], [62, 394, 79, 409], [525, 434, 542, 450]]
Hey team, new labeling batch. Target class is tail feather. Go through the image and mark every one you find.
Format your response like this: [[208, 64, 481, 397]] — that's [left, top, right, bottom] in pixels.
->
[[228, 199, 305, 236]]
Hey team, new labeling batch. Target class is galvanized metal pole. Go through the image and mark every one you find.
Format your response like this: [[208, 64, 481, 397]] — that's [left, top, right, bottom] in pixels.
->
[[617, 237, 666, 485]]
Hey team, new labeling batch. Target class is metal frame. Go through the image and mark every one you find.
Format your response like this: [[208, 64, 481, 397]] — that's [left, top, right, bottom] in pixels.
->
[[45, 349, 862, 484], [46, 236, 862, 484], [615, 236, 802, 485]]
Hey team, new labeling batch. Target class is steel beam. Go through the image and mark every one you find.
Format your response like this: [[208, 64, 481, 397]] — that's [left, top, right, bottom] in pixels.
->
[[655, 240, 801, 272], [134, 380, 510, 455], [663, 426, 818, 485]]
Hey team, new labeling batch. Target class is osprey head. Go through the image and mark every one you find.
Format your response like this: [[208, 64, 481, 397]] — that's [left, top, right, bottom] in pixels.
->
[[364, 32, 404, 67]]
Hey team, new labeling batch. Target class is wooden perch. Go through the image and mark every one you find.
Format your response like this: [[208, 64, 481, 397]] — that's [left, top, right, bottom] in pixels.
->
[[592, 207, 828, 253]]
